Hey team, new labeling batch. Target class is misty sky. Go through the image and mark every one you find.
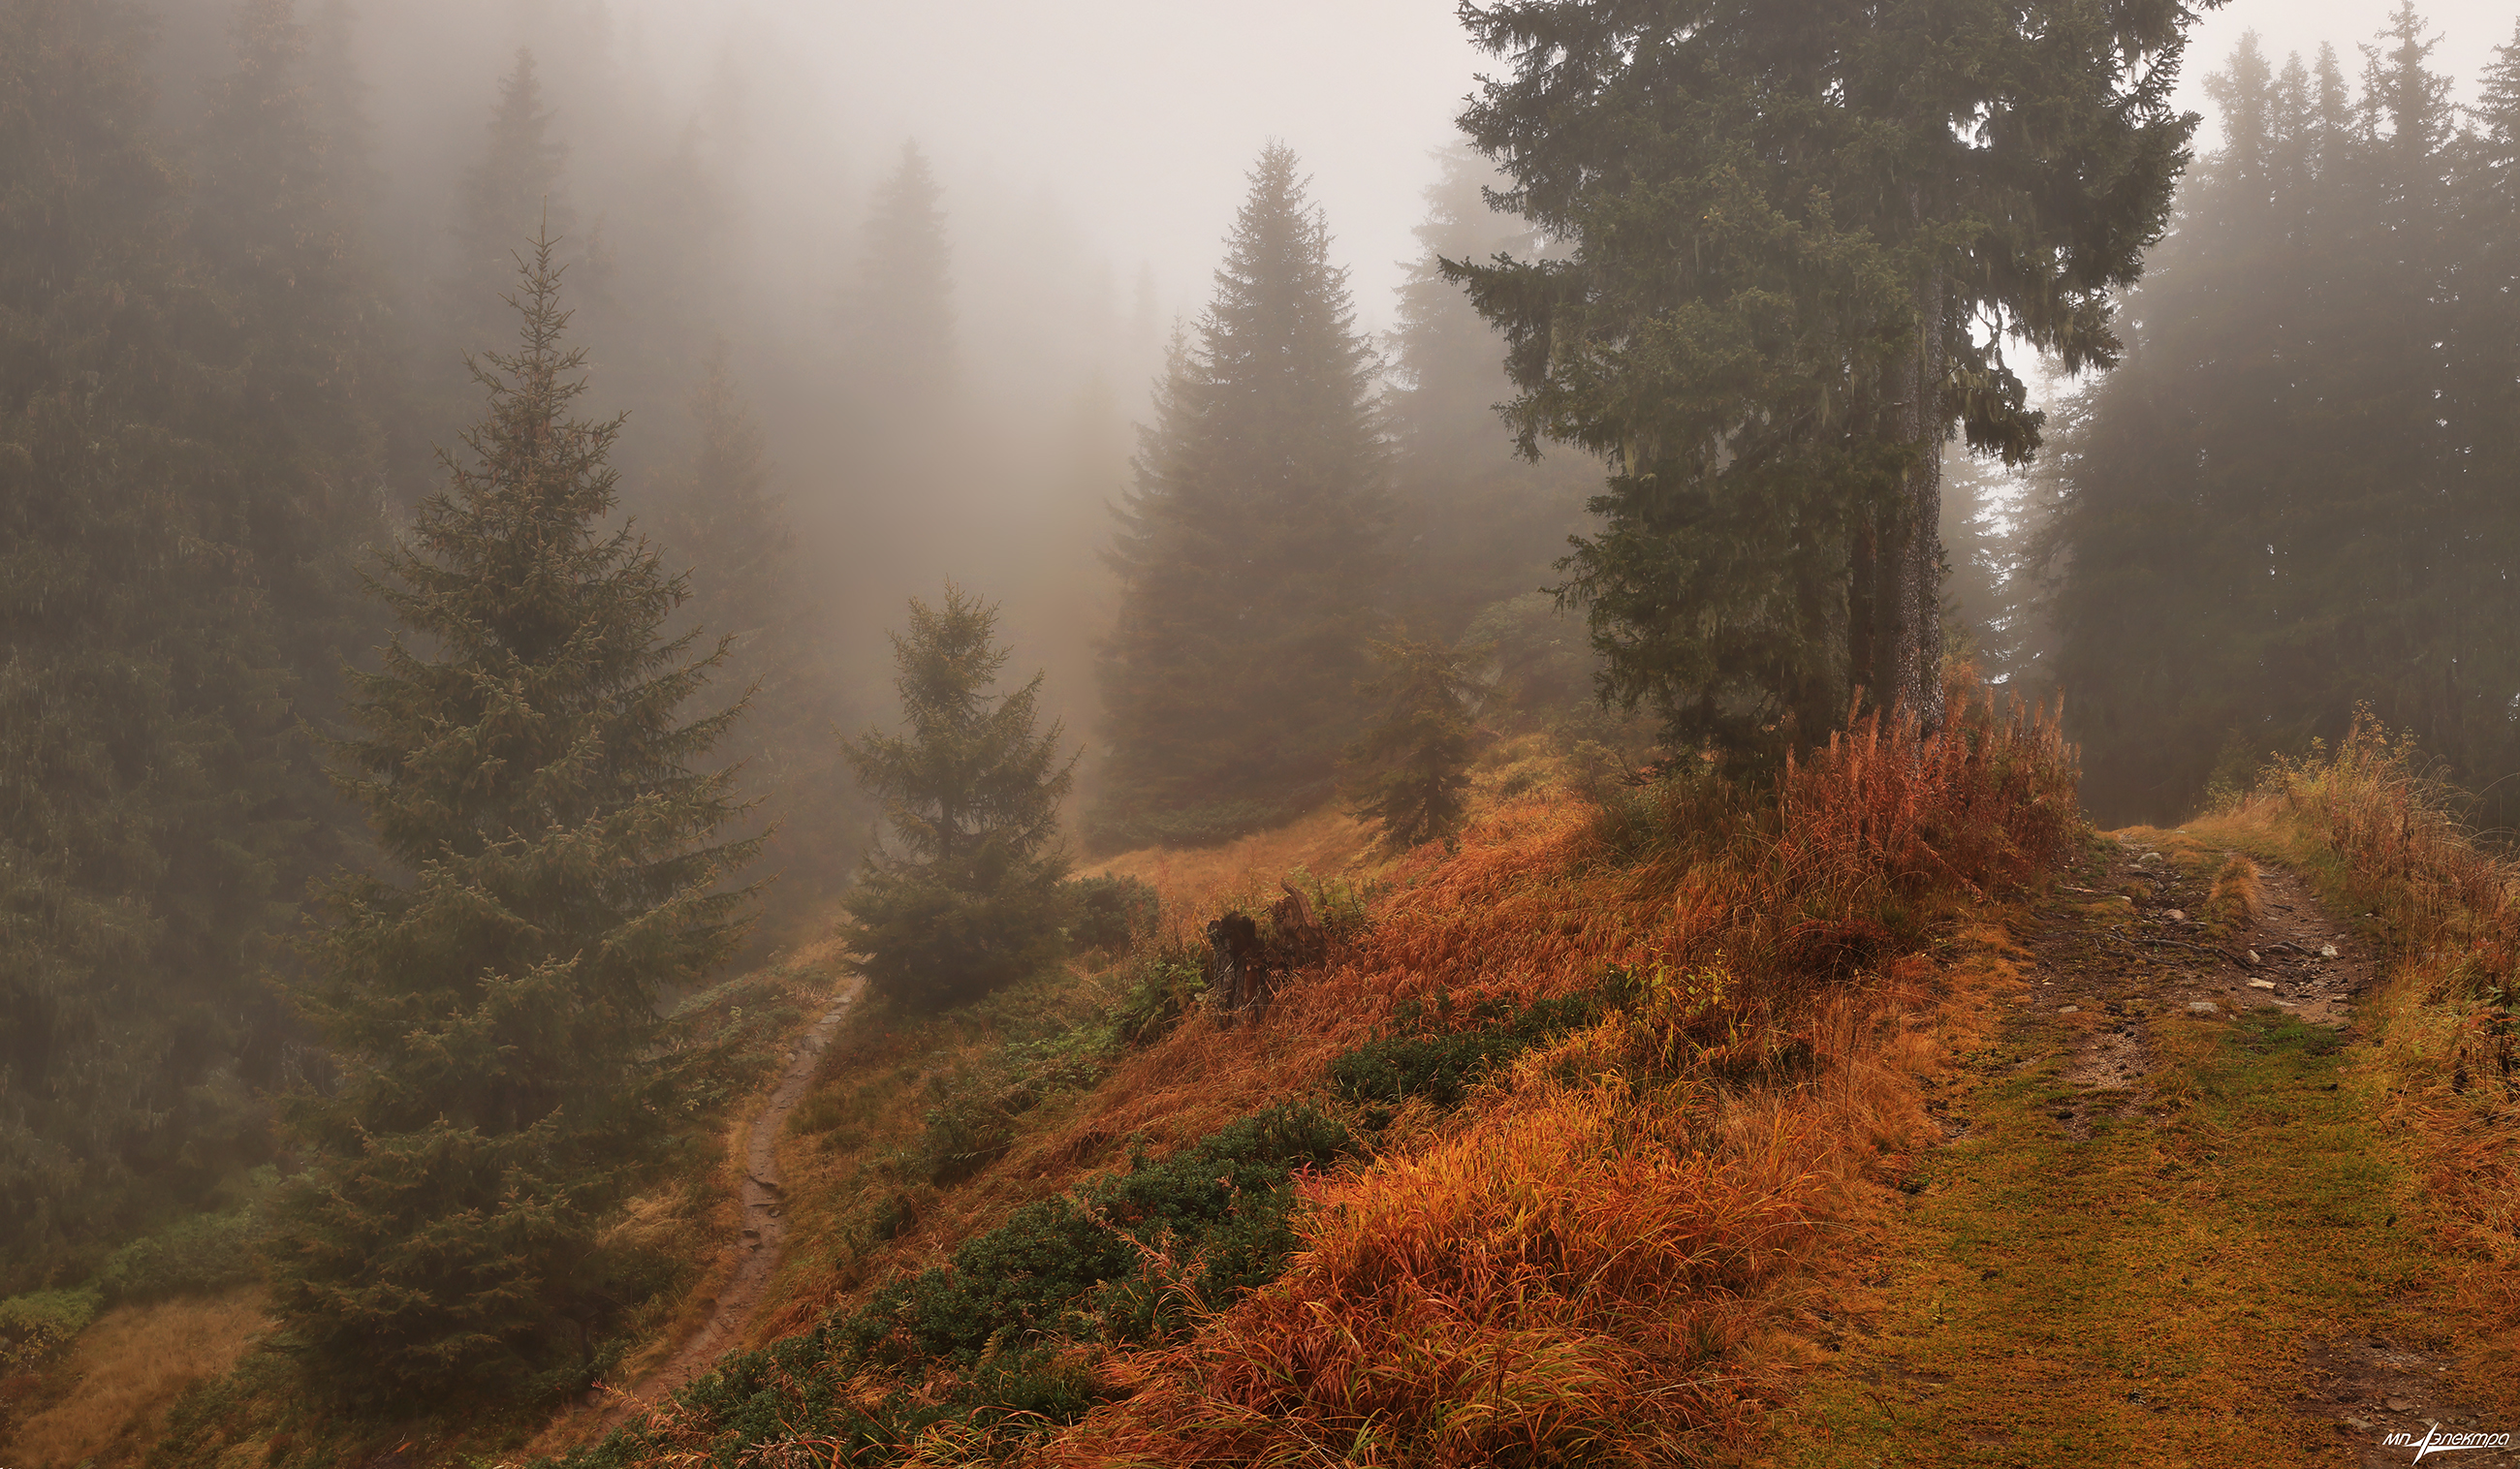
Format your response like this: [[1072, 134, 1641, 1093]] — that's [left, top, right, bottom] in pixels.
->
[[607, 0, 2514, 336]]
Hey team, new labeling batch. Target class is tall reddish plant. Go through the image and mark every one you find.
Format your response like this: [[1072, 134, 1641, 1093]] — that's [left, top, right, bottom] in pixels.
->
[[1777, 676, 2079, 907]]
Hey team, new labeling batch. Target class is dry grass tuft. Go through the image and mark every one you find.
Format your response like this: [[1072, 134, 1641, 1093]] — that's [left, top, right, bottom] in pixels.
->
[[1085, 806, 1381, 917], [2206, 854, 2264, 926], [2, 1290, 266, 1469]]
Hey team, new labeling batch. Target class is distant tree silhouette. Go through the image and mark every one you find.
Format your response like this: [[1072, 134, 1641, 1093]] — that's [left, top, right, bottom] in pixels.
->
[[2048, 15, 2519, 824], [1092, 143, 1389, 850]]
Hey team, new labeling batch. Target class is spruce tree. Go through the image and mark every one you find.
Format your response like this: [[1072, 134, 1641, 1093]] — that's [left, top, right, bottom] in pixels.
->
[[1448, 0, 2203, 753], [431, 50, 571, 411], [268, 233, 755, 1406], [2046, 17, 2500, 823], [850, 141, 956, 419], [188, 0, 396, 804], [1385, 146, 1594, 649], [1092, 144, 1389, 850], [654, 351, 855, 946], [0, 0, 310, 1285], [843, 586, 1076, 1013], [1343, 634, 1481, 853]]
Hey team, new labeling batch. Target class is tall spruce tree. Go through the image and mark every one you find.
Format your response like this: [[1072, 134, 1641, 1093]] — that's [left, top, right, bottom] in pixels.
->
[[1385, 146, 1595, 649], [1092, 144, 1389, 850], [428, 50, 571, 424], [2047, 16, 2506, 823], [850, 141, 956, 419], [268, 234, 755, 1406], [0, 0, 320, 1286], [843, 586, 1076, 1013], [1448, 0, 2204, 755], [653, 351, 856, 948]]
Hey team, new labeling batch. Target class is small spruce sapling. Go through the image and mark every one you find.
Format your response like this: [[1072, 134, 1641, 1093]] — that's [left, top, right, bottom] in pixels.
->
[[1343, 634, 1483, 853], [843, 586, 1080, 1011]]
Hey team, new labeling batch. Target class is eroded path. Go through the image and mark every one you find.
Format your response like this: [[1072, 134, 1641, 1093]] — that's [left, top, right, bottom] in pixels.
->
[[562, 982, 861, 1442], [1756, 835, 2517, 1468]]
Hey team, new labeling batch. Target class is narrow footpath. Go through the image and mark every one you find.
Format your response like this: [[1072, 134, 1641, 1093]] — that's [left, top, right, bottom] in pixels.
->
[[568, 981, 862, 1441], [1755, 834, 2517, 1468]]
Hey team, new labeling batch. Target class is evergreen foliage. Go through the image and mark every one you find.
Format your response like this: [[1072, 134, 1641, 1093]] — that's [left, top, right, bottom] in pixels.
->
[[0, 0, 385, 1288], [2049, 13, 2520, 824], [1092, 144, 1390, 850], [1343, 634, 1482, 853], [652, 351, 856, 948], [448, 51, 571, 332], [1384, 147, 1595, 645], [850, 141, 956, 418], [843, 586, 1077, 1013], [268, 233, 756, 1408], [418, 47, 573, 469], [1448, 0, 2205, 755]]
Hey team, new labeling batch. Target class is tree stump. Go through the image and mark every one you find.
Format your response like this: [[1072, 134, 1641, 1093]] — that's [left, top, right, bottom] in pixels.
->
[[1208, 913, 1264, 1021]]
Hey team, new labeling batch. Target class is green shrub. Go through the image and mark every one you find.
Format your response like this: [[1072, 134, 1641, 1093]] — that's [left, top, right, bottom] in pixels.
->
[[94, 1207, 263, 1305], [1331, 988, 1612, 1116], [0, 1287, 99, 1371], [566, 1104, 1355, 1467], [1068, 873, 1159, 953], [1108, 942, 1210, 1048]]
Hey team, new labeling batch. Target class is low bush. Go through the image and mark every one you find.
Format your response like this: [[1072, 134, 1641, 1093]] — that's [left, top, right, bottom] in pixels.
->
[[1067, 873, 1160, 954], [0, 1287, 100, 1372], [93, 1207, 262, 1305], [1331, 986, 1614, 1115], [572, 1104, 1356, 1466]]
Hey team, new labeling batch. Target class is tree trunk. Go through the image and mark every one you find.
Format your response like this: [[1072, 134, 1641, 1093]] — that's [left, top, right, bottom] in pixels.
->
[[1856, 269, 1948, 728]]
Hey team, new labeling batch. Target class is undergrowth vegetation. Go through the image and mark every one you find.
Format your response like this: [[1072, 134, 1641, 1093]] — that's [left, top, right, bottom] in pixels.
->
[[570, 676, 2083, 1467]]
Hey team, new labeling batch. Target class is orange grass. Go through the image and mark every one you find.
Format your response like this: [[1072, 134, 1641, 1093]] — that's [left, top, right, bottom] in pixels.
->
[[1085, 805, 1382, 917], [1021, 683, 2075, 1465], [611, 680, 2078, 1467]]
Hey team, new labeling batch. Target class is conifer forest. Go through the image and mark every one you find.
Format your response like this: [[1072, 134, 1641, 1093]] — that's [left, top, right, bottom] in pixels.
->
[[8, 1, 2520, 1466]]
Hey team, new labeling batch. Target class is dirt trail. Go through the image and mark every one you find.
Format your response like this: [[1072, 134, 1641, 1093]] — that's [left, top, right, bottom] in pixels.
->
[[1756, 834, 2517, 1468], [561, 982, 861, 1443]]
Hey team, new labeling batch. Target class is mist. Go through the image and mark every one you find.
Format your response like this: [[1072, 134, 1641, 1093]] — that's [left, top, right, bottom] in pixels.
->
[[13, 0, 2520, 1456]]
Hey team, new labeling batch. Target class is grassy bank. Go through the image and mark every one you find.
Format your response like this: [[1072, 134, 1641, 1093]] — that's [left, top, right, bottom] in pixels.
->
[[563, 682, 2082, 1466]]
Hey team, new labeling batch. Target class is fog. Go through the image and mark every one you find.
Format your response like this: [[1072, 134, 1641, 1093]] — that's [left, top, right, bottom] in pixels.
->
[[138, 0, 1510, 729]]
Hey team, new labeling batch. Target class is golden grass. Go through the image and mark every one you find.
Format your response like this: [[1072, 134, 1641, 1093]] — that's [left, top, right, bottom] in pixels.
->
[[3, 1290, 267, 1469], [1024, 682, 2075, 1464], [584, 675, 2079, 1466], [2206, 853, 2264, 926], [1083, 804, 1382, 916]]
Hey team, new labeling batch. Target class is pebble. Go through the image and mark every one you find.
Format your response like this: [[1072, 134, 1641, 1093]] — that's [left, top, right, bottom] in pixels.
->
[[2245, 950, 2262, 965], [2387, 1397, 2413, 1412], [2346, 1416, 2375, 1431], [2165, 909, 2188, 922], [2248, 978, 2279, 990], [2059, 1005, 2080, 1014], [2189, 1000, 2221, 1015], [2319, 942, 2340, 958]]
